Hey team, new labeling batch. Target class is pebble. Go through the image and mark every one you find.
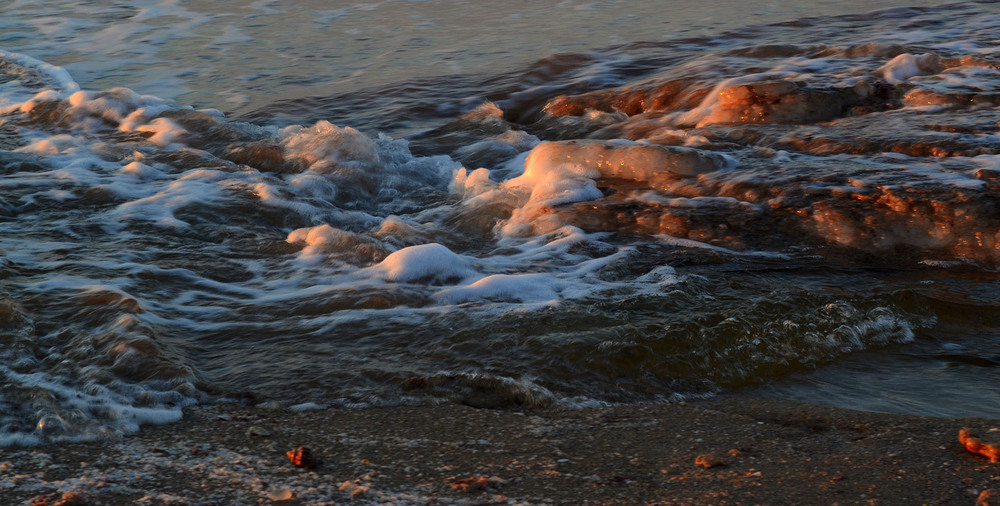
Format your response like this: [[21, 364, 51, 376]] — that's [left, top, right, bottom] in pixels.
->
[[267, 489, 293, 501], [247, 426, 271, 437]]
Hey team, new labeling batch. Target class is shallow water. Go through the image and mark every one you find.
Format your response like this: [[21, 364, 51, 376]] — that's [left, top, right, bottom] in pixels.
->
[[2, 0, 999, 445]]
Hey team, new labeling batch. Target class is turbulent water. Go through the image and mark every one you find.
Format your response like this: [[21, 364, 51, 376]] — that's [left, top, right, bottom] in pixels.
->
[[2, 0, 1000, 445]]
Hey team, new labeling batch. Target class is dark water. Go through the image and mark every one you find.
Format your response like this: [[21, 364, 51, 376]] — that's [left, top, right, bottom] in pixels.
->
[[1, 0, 999, 445]]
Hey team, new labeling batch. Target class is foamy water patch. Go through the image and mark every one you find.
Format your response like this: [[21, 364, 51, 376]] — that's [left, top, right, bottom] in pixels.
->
[[494, 140, 735, 236], [109, 168, 249, 230], [0, 320, 197, 447], [0, 50, 79, 111], [3, 1, 1000, 440], [280, 219, 688, 311], [434, 273, 564, 305]]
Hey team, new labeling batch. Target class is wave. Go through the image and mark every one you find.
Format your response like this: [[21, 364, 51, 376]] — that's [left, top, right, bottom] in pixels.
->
[[2, 0, 1000, 444]]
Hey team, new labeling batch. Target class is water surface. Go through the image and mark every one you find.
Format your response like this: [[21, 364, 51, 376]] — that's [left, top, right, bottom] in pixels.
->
[[1, 0, 999, 445]]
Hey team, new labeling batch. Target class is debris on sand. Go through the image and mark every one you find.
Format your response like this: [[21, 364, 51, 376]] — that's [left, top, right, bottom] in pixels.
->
[[695, 454, 726, 468], [959, 429, 1000, 463], [448, 476, 505, 491], [286, 446, 322, 469], [978, 488, 999, 506]]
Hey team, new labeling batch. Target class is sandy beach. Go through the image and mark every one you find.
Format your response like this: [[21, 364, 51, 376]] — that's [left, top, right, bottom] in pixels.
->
[[4, 395, 1000, 505]]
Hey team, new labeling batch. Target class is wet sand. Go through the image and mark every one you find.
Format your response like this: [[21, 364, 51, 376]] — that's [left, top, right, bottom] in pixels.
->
[[4, 395, 1000, 505]]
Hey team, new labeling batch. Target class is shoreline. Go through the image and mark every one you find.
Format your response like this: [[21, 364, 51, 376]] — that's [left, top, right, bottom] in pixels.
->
[[4, 395, 1000, 505]]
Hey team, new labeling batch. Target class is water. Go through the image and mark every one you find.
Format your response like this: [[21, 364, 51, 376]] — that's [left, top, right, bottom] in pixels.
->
[[2, 0, 999, 445]]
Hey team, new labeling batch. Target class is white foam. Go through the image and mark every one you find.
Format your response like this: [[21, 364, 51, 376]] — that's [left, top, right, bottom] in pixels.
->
[[285, 224, 384, 266], [636, 265, 681, 286], [452, 130, 541, 166], [900, 162, 985, 190], [287, 224, 351, 260], [14, 134, 79, 156], [133, 117, 187, 147], [0, 433, 42, 448], [0, 367, 187, 446], [120, 161, 164, 180], [0, 50, 79, 112], [362, 243, 476, 284], [110, 168, 239, 230], [877, 53, 941, 84], [434, 273, 563, 305], [3, 3, 998, 445], [973, 154, 1000, 172], [450, 167, 497, 199], [495, 140, 733, 236], [280, 120, 379, 173], [629, 192, 760, 212]]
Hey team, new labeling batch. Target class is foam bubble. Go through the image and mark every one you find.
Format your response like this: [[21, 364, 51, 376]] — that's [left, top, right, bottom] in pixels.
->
[[878, 53, 942, 84], [434, 273, 563, 305], [133, 117, 187, 147], [362, 243, 476, 284], [286, 224, 387, 265], [280, 121, 379, 173], [450, 167, 496, 199], [120, 161, 164, 180], [0, 367, 189, 447]]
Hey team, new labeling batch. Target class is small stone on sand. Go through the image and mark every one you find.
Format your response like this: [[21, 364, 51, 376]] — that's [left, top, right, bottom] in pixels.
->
[[267, 489, 293, 501]]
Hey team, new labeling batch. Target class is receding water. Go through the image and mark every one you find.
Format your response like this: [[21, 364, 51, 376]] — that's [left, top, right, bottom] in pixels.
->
[[1, 0, 999, 445]]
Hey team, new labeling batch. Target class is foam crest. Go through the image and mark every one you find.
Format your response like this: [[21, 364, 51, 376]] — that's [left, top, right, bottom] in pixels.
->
[[362, 243, 477, 284], [286, 224, 388, 265], [524, 140, 732, 179], [495, 140, 733, 236], [450, 167, 496, 199], [110, 168, 239, 229], [878, 53, 942, 84], [0, 367, 187, 447], [280, 121, 379, 174], [0, 50, 79, 112], [434, 273, 563, 305]]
